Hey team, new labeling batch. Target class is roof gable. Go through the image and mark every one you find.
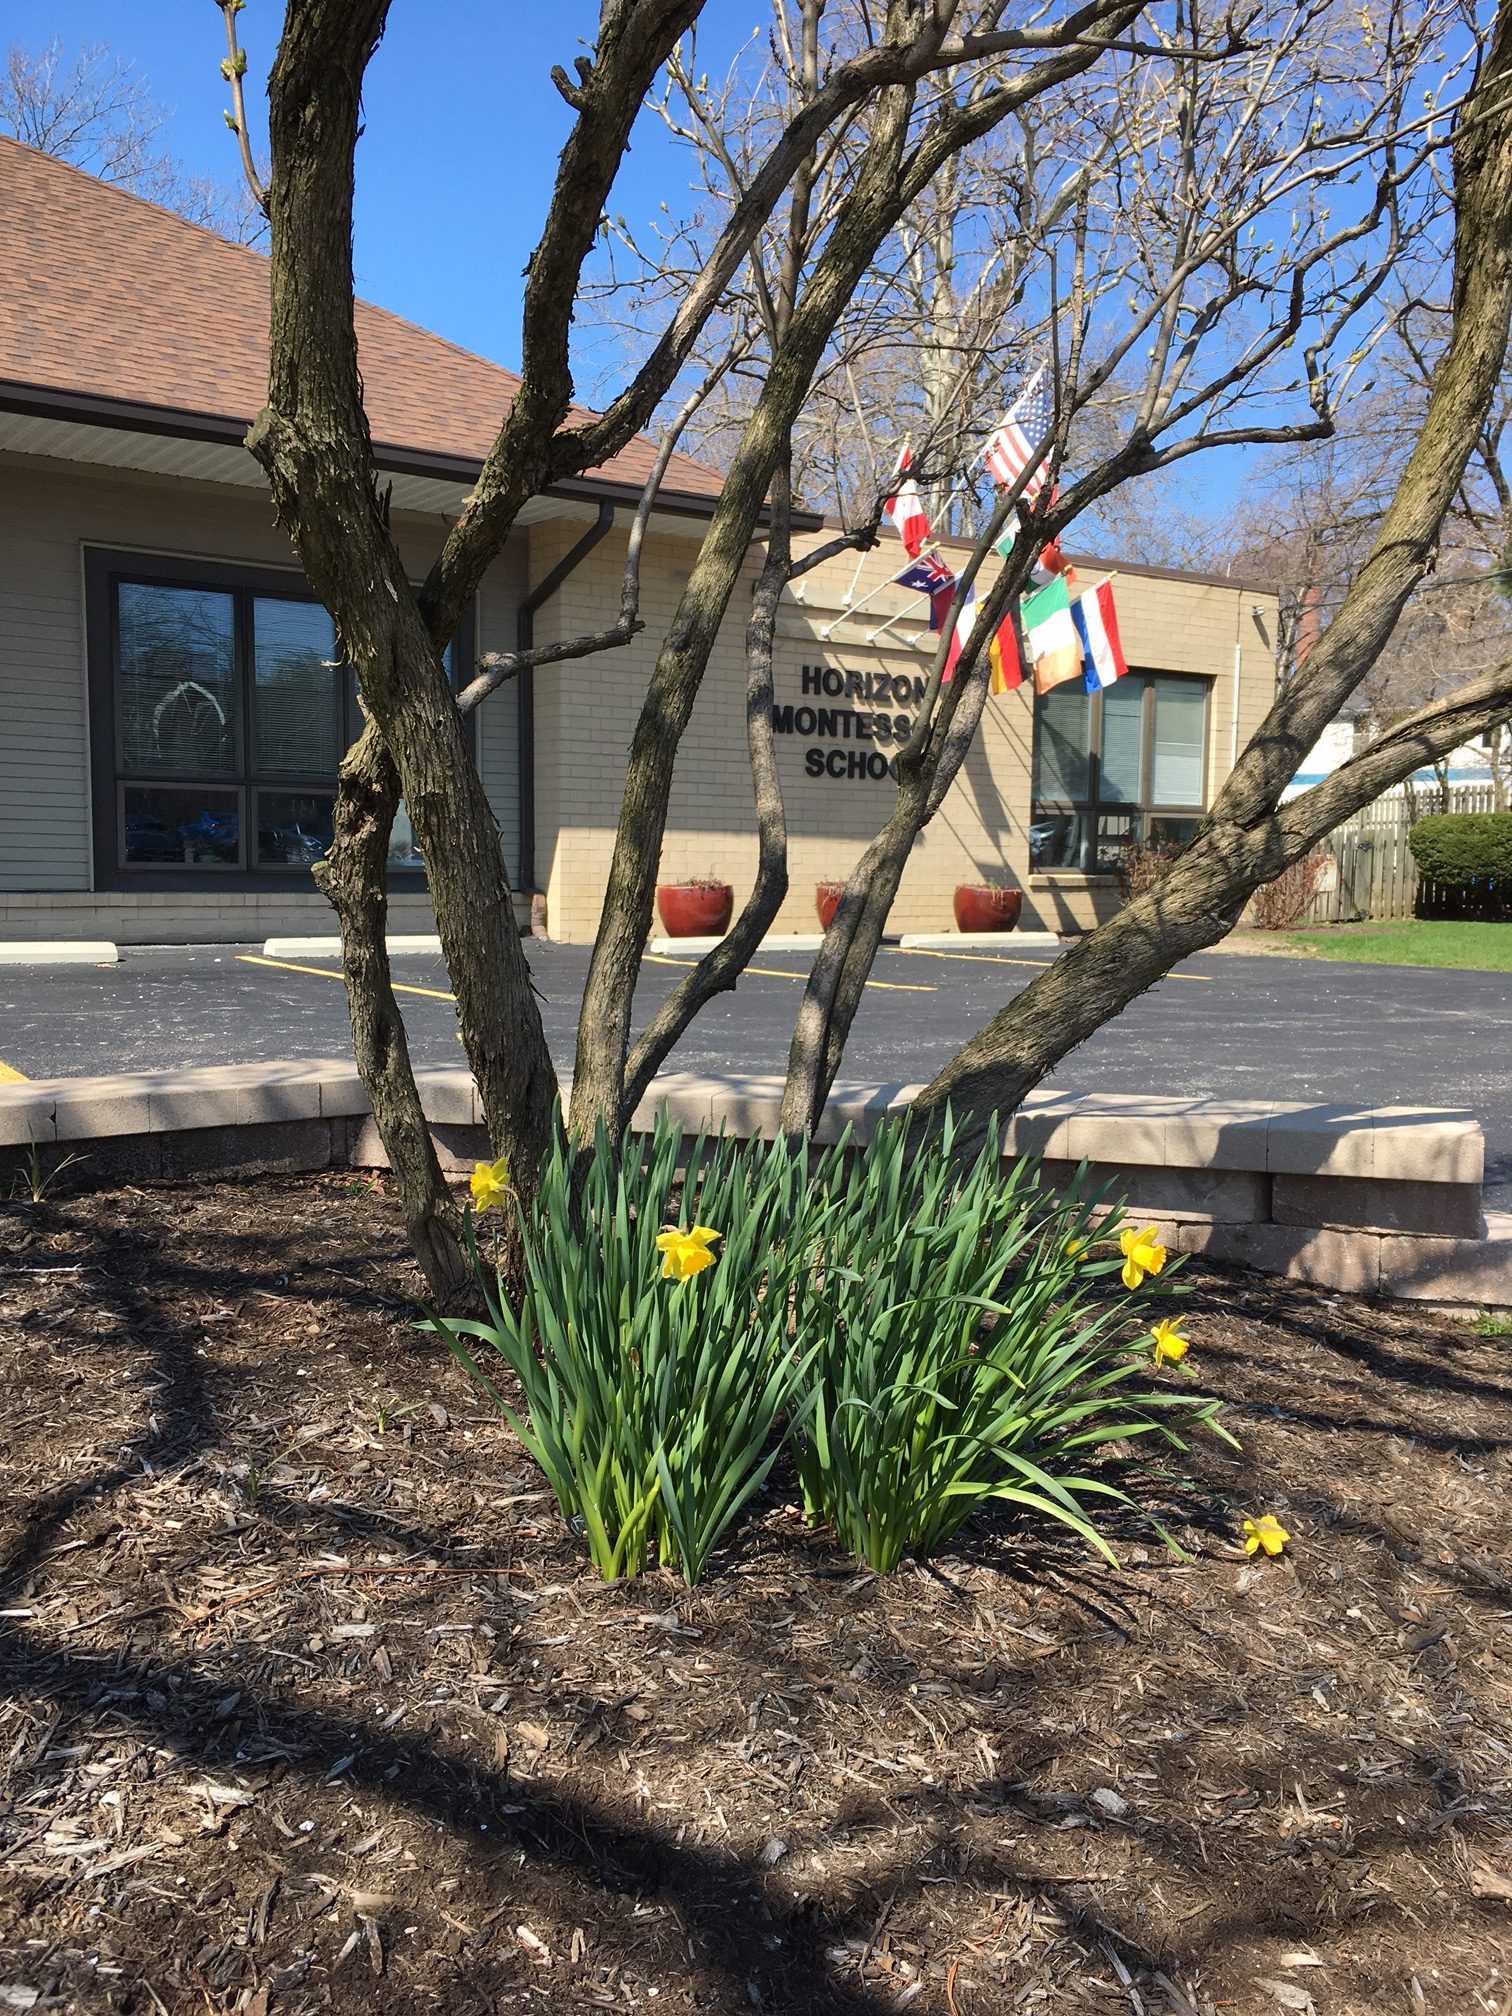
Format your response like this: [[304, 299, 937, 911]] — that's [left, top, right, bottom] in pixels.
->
[[0, 133, 723, 504]]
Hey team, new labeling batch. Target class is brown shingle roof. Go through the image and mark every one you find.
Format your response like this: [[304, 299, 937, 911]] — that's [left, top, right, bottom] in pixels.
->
[[0, 133, 724, 505]]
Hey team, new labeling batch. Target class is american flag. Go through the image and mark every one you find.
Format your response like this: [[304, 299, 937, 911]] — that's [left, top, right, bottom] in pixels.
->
[[981, 367, 1054, 500]]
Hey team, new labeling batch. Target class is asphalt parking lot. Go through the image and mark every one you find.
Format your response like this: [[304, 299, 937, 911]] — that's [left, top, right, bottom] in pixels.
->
[[1, 938, 1508, 1205]]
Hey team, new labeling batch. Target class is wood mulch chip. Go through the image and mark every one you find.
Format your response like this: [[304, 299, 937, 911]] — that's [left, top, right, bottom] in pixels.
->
[[1, 1173, 1509, 2015]]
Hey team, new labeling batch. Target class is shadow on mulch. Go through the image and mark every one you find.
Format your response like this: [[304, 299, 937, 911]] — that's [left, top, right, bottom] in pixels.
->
[[1, 1172, 1509, 2016]]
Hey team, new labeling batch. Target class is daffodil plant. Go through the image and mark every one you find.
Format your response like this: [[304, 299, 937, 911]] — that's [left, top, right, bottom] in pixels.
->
[[428, 1110, 826, 1585]]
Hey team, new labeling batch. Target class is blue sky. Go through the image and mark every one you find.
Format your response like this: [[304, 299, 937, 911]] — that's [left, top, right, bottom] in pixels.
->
[[5, 0, 724, 372]]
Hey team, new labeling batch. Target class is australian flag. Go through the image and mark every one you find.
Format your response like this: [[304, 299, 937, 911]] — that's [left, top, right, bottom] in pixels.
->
[[895, 552, 957, 630]]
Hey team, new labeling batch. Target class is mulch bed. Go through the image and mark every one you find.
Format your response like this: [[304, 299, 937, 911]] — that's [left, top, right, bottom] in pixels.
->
[[1, 1174, 1509, 2016]]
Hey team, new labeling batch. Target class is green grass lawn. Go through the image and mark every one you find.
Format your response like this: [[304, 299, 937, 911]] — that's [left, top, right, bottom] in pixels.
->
[[1262, 919, 1512, 971]]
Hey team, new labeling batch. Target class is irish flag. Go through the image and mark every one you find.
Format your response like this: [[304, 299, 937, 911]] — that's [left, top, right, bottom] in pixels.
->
[[1022, 576, 1082, 693], [1072, 578, 1128, 690]]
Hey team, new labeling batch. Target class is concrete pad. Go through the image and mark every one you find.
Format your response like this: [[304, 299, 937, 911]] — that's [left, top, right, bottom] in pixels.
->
[[236, 1065, 329, 1127], [414, 1068, 481, 1128], [261, 935, 442, 958], [148, 1079, 245, 1134], [1266, 1102, 1377, 1179], [1178, 1219, 1384, 1295], [1042, 1157, 1269, 1224], [1370, 1107, 1483, 1186], [0, 1086, 55, 1148], [897, 931, 1062, 950], [1272, 1172, 1484, 1240], [51, 1077, 154, 1141], [814, 1080, 921, 1146], [1160, 1098, 1274, 1172], [0, 941, 118, 965], [628, 1072, 724, 1137], [1003, 1090, 1082, 1162], [1055, 1093, 1183, 1169], [1379, 1228, 1512, 1307]]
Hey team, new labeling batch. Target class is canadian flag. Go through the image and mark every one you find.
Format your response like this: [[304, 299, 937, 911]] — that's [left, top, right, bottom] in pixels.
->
[[883, 449, 932, 559]]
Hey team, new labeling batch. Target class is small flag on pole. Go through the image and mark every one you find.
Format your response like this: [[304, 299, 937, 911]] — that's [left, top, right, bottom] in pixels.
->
[[1072, 578, 1128, 691], [895, 552, 957, 631], [994, 490, 1064, 583], [1022, 575, 1082, 693], [942, 580, 978, 683], [883, 449, 933, 558], [988, 609, 1024, 693], [981, 367, 1054, 501]]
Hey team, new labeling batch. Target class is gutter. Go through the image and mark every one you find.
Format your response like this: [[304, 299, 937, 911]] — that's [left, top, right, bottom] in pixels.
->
[[515, 500, 616, 909], [0, 379, 823, 531]]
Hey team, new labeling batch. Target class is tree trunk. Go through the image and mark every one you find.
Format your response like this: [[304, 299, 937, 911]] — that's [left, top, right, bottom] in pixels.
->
[[314, 721, 467, 1301], [249, 0, 558, 1278]]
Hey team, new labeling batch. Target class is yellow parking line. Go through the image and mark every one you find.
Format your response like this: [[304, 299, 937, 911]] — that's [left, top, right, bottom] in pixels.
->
[[885, 944, 1213, 983], [644, 952, 933, 995], [0, 1059, 27, 1083], [236, 953, 457, 1003]]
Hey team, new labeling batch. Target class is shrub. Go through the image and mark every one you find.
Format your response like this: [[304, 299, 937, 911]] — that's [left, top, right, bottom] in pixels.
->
[[1116, 838, 1183, 902], [789, 1114, 1230, 1573], [1248, 848, 1329, 929], [429, 1111, 825, 1586], [1409, 812, 1512, 891]]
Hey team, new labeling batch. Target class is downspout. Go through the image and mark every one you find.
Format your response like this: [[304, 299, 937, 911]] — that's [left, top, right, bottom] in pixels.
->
[[516, 500, 616, 926]]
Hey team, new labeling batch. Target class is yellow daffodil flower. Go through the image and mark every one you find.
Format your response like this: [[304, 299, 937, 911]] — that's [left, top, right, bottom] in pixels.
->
[[1243, 1513, 1291, 1558], [1151, 1315, 1189, 1364], [1066, 1236, 1088, 1262], [469, 1156, 512, 1213], [655, 1223, 722, 1281], [1120, 1224, 1167, 1290]]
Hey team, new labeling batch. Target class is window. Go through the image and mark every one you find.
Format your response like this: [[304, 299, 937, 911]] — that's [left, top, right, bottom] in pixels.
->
[[1030, 671, 1209, 875], [86, 551, 469, 889]]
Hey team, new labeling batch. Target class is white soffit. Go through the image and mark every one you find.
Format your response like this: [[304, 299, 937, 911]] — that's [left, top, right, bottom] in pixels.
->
[[0, 410, 707, 536]]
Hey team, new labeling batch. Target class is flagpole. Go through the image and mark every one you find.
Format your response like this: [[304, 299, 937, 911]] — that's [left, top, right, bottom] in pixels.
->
[[818, 536, 948, 638]]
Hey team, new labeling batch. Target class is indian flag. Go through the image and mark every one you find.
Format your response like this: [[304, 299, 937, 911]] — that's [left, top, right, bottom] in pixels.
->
[[1022, 576, 1081, 693]]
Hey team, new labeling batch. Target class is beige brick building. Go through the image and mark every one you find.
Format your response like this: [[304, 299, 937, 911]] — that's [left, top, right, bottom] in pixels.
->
[[532, 518, 1277, 940], [0, 134, 1277, 947]]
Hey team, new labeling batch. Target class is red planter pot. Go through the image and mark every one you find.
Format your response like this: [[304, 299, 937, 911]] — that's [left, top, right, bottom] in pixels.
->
[[656, 882, 734, 938], [953, 884, 1023, 933], [816, 881, 848, 930]]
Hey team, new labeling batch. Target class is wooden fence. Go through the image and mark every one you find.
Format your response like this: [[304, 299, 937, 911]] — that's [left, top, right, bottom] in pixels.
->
[[1298, 784, 1500, 924]]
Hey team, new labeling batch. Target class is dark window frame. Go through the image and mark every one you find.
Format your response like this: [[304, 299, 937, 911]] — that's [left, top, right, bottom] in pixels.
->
[[1030, 668, 1211, 875], [85, 547, 472, 892]]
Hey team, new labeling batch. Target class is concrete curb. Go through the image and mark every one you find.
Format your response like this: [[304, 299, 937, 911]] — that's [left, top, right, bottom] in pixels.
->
[[262, 935, 441, 959], [0, 1062, 1504, 1308], [646, 934, 828, 955], [0, 941, 118, 966], [897, 931, 1062, 950]]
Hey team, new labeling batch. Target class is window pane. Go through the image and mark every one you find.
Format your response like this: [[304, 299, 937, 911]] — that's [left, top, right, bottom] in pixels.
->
[[1152, 678, 1207, 806], [388, 801, 424, 872], [254, 598, 341, 776], [1030, 809, 1091, 870], [123, 784, 240, 866], [1147, 815, 1200, 853], [1093, 810, 1139, 873], [257, 790, 333, 866], [118, 584, 238, 775], [1033, 685, 1092, 802], [1100, 679, 1145, 803]]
